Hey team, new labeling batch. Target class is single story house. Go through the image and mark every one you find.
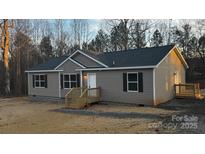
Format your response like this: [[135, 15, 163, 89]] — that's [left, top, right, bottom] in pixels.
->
[[25, 44, 188, 105]]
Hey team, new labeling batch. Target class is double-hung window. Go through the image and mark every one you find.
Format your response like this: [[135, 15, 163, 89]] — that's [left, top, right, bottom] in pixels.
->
[[64, 74, 77, 89], [34, 74, 47, 88], [127, 73, 138, 92]]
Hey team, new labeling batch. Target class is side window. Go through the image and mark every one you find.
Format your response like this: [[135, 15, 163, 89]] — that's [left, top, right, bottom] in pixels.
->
[[123, 72, 143, 92], [127, 73, 138, 92], [33, 74, 47, 88]]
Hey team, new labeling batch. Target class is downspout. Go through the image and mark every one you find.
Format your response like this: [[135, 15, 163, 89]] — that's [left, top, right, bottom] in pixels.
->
[[58, 72, 61, 98], [27, 72, 30, 96], [80, 70, 83, 88], [153, 68, 156, 105]]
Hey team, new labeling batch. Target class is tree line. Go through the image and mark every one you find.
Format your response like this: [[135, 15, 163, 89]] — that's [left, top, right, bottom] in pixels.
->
[[0, 19, 205, 96]]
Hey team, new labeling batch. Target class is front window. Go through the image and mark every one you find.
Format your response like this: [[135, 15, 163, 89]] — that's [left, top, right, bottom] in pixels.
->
[[127, 73, 138, 92], [64, 74, 77, 89], [34, 74, 46, 88]]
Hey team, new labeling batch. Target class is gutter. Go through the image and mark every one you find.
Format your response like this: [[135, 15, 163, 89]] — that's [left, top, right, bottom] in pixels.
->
[[25, 70, 63, 73], [76, 66, 156, 71]]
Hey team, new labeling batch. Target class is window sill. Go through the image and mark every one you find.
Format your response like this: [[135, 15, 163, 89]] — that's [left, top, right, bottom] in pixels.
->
[[34, 87, 46, 89], [127, 90, 139, 93]]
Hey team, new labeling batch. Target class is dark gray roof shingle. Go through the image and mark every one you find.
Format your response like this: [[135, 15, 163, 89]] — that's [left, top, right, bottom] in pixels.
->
[[94, 45, 175, 67], [28, 56, 68, 70], [27, 45, 175, 71]]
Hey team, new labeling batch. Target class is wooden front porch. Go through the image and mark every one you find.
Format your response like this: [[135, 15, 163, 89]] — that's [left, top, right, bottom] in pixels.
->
[[174, 83, 204, 100], [65, 87, 101, 109]]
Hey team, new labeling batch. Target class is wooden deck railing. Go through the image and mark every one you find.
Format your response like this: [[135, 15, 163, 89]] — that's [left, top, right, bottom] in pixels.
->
[[87, 87, 101, 104], [65, 87, 101, 108], [174, 83, 204, 99]]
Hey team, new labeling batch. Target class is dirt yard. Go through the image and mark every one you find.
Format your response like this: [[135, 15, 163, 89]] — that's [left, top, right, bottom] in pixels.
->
[[0, 97, 205, 133]]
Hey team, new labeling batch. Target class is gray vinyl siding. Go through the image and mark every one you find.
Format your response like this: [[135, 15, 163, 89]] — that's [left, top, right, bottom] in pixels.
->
[[155, 48, 186, 104], [72, 52, 103, 68], [85, 69, 154, 105], [57, 59, 82, 97], [28, 59, 83, 98], [28, 72, 59, 97]]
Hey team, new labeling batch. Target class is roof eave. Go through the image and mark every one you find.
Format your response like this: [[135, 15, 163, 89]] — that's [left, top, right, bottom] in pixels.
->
[[174, 46, 189, 69], [25, 70, 63, 73], [76, 65, 156, 71], [156, 45, 189, 69]]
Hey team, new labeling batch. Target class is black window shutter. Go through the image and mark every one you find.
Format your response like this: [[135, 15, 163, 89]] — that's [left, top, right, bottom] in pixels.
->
[[60, 74, 63, 89], [32, 75, 35, 88], [138, 72, 143, 92], [123, 73, 127, 92], [45, 75, 48, 88], [77, 74, 80, 87]]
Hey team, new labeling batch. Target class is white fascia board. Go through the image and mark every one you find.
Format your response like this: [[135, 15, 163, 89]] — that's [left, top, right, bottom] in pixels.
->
[[25, 70, 63, 73], [76, 65, 156, 71], [174, 46, 189, 69], [55, 57, 86, 70], [69, 50, 109, 68], [156, 45, 189, 69], [156, 45, 176, 68]]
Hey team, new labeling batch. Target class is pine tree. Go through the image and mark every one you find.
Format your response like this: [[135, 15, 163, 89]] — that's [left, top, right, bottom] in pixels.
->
[[110, 20, 129, 51], [173, 24, 195, 57], [197, 35, 205, 63], [151, 29, 163, 47], [40, 36, 53, 61], [130, 22, 147, 48], [94, 29, 109, 52], [55, 40, 68, 56]]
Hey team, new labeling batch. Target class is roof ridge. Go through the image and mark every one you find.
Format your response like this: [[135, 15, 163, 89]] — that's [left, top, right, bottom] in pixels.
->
[[99, 44, 175, 54]]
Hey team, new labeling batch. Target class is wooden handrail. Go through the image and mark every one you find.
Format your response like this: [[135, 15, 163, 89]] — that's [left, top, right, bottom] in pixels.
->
[[65, 87, 101, 108], [65, 88, 74, 97], [174, 83, 203, 99], [175, 83, 199, 86], [80, 88, 88, 98]]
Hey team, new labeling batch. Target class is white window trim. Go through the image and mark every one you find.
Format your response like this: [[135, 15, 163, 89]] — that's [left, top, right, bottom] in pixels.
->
[[63, 73, 78, 89], [34, 74, 46, 88], [127, 72, 139, 92]]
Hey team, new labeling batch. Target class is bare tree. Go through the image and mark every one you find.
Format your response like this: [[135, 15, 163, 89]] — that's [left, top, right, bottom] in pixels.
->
[[70, 19, 92, 49], [54, 19, 70, 56], [0, 19, 14, 95]]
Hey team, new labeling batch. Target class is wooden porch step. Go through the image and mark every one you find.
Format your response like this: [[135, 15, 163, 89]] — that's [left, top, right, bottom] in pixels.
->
[[65, 87, 101, 109]]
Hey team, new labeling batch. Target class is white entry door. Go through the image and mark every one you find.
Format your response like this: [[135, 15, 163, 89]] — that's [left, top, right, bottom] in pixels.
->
[[87, 73, 96, 96]]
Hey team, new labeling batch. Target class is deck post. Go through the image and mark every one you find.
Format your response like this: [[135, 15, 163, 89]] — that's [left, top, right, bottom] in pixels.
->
[[174, 83, 204, 99], [179, 84, 181, 95]]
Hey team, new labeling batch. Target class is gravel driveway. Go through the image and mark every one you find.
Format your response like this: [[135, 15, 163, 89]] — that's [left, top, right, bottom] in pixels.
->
[[0, 97, 204, 133]]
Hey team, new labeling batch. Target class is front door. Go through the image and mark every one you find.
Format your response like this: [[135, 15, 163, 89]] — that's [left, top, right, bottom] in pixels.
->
[[87, 73, 96, 96]]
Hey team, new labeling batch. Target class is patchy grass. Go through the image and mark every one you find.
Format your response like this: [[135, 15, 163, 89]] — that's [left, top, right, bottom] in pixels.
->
[[0, 97, 204, 133]]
